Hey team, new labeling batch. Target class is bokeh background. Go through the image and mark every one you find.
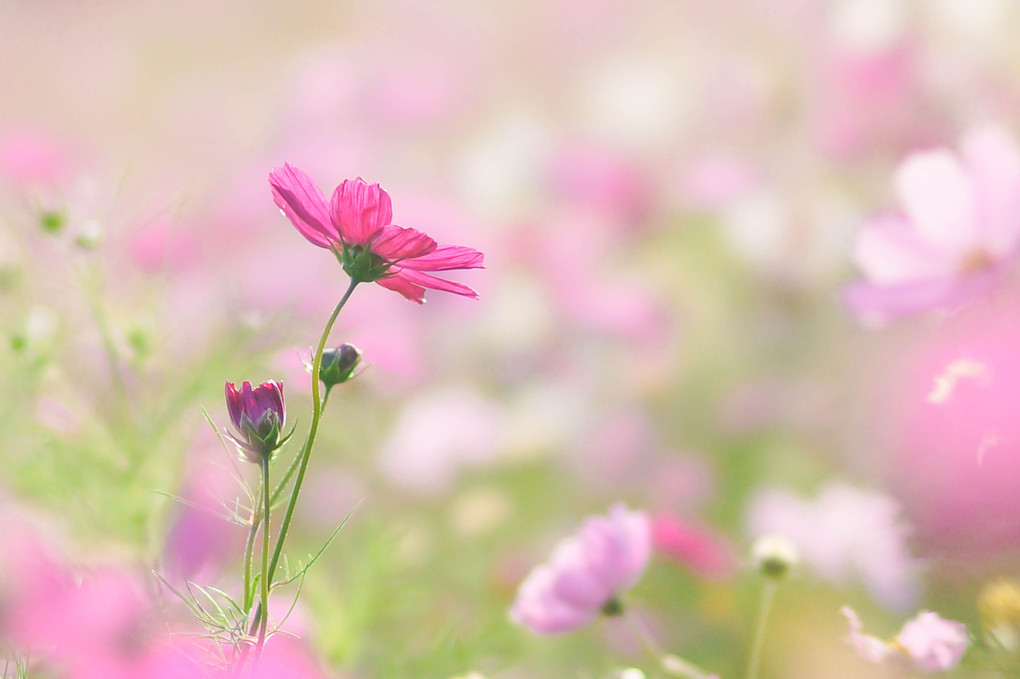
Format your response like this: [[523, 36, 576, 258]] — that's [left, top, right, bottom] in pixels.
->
[[3, 1, 1020, 677]]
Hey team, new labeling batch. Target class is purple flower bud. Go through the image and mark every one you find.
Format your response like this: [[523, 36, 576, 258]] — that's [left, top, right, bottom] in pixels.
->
[[224, 380, 286, 463], [319, 344, 361, 389]]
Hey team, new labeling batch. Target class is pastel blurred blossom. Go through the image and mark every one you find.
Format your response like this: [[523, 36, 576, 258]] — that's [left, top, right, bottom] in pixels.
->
[[546, 143, 653, 224], [163, 451, 246, 583], [378, 387, 505, 494], [0, 128, 75, 187], [843, 607, 969, 672], [510, 504, 650, 635], [747, 484, 922, 610], [650, 512, 736, 580], [881, 300, 1020, 557], [269, 164, 483, 303], [845, 126, 1020, 324]]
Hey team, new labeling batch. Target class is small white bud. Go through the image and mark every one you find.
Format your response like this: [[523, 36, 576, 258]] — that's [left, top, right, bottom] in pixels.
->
[[752, 534, 799, 579]]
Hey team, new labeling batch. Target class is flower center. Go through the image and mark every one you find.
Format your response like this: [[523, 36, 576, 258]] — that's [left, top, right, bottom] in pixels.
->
[[959, 249, 994, 275]]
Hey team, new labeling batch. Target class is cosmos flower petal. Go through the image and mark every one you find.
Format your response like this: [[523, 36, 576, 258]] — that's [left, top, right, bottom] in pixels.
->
[[398, 245, 485, 271], [852, 215, 958, 286], [894, 150, 977, 253], [961, 126, 1020, 255], [376, 272, 428, 304], [397, 268, 479, 299], [329, 178, 394, 245], [269, 164, 337, 249], [370, 225, 437, 260], [843, 271, 1002, 327]]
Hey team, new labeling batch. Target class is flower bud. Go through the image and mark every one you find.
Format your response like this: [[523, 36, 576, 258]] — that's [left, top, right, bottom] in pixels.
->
[[74, 218, 103, 249], [751, 534, 799, 579], [224, 380, 287, 463], [319, 344, 361, 388]]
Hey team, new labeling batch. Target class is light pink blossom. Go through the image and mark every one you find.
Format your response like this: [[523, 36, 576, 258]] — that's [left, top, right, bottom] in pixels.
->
[[650, 512, 736, 580], [269, 163, 483, 303], [748, 484, 922, 610], [510, 504, 650, 635], [843, 607, 969, 672], [845, 126, 1020, 324]]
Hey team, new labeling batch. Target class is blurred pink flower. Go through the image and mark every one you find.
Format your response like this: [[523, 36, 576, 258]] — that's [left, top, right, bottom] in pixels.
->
[[880, 299, 1020, 558], [845, 126, 1020, 324], [843, 607, 969, 673], [747, 484, 921, 610], [378, 387, 504, 494], [812, 40, 929, 159], [163, 452, 246, 584], [269, 164, 483, 303], [0, 129, 75, 187], [650, 513, 736, 580], [510, 504, 650, 635]]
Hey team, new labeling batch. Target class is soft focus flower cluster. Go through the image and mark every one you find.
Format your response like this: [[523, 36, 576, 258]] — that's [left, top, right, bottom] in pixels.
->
[[4, 1, 1020, 677]]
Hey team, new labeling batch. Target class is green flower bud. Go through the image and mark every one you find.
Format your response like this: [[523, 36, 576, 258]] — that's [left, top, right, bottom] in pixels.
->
[[320, 344, 361, 388]]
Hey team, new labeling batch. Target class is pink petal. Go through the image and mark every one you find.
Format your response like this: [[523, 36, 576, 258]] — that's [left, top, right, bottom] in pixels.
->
[[896, 611, 969, 672], [370, 225, 437, 261], [398, 245, 485, 271], [609, 504, 651, 588], [843, 269, 1002, 326], [397, 268, 478, 299], [842, 607, 896, 664], [329, 178, 393, 245], [269, 164, 337, 249], [961, 126, 1020, 256], [852, 215, 958, 286], [894, 150, 977, 254], [376, 272, 427, 304]]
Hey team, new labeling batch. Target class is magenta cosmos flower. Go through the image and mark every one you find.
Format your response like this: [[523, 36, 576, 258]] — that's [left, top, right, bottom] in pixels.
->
[[845, 126, 1020, 325], [510, 504, 651, 635], [224, 380, 287, 463], [843, 607, 969, 673], [269, 163, 483, 303]]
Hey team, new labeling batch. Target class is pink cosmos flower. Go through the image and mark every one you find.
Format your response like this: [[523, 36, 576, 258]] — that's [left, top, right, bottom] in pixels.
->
[[845, 126, 1020, 324], [224, 380, 287, 463], [843, 607, 969, 673], [269, 163, 483, 303], [650, 512, 736, 580], [510, 504, 650, 635]]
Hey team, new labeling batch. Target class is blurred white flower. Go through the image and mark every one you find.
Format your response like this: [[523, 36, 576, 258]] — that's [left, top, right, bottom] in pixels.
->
[[747, 483, 922, 609]]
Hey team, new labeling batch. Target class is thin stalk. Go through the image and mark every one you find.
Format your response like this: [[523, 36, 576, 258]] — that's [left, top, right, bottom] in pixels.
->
[[623, 610, 712, 679], [746, 580, 778, 679], [246, 279, 358, 637], [242, 508, 261, 611], [254, 454, 272, 662], [270, 388, 331, 505]]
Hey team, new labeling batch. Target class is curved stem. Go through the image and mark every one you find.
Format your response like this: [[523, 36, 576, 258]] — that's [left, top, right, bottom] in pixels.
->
[[746, 580, 778, 679], [270, 441, 304, 506], [623, 610, 712, 679], [270, 389, 331, 506], [247, 279, 358, 636]]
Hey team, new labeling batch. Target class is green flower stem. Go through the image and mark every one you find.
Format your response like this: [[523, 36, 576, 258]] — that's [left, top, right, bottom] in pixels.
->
[[746, 580, 778, 679], [242, 508, 261, 611], [246, 278, 358, 638], [270, 387, 330, 506], [622, 610, 712, 679], [255, 454, 271, 661]]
